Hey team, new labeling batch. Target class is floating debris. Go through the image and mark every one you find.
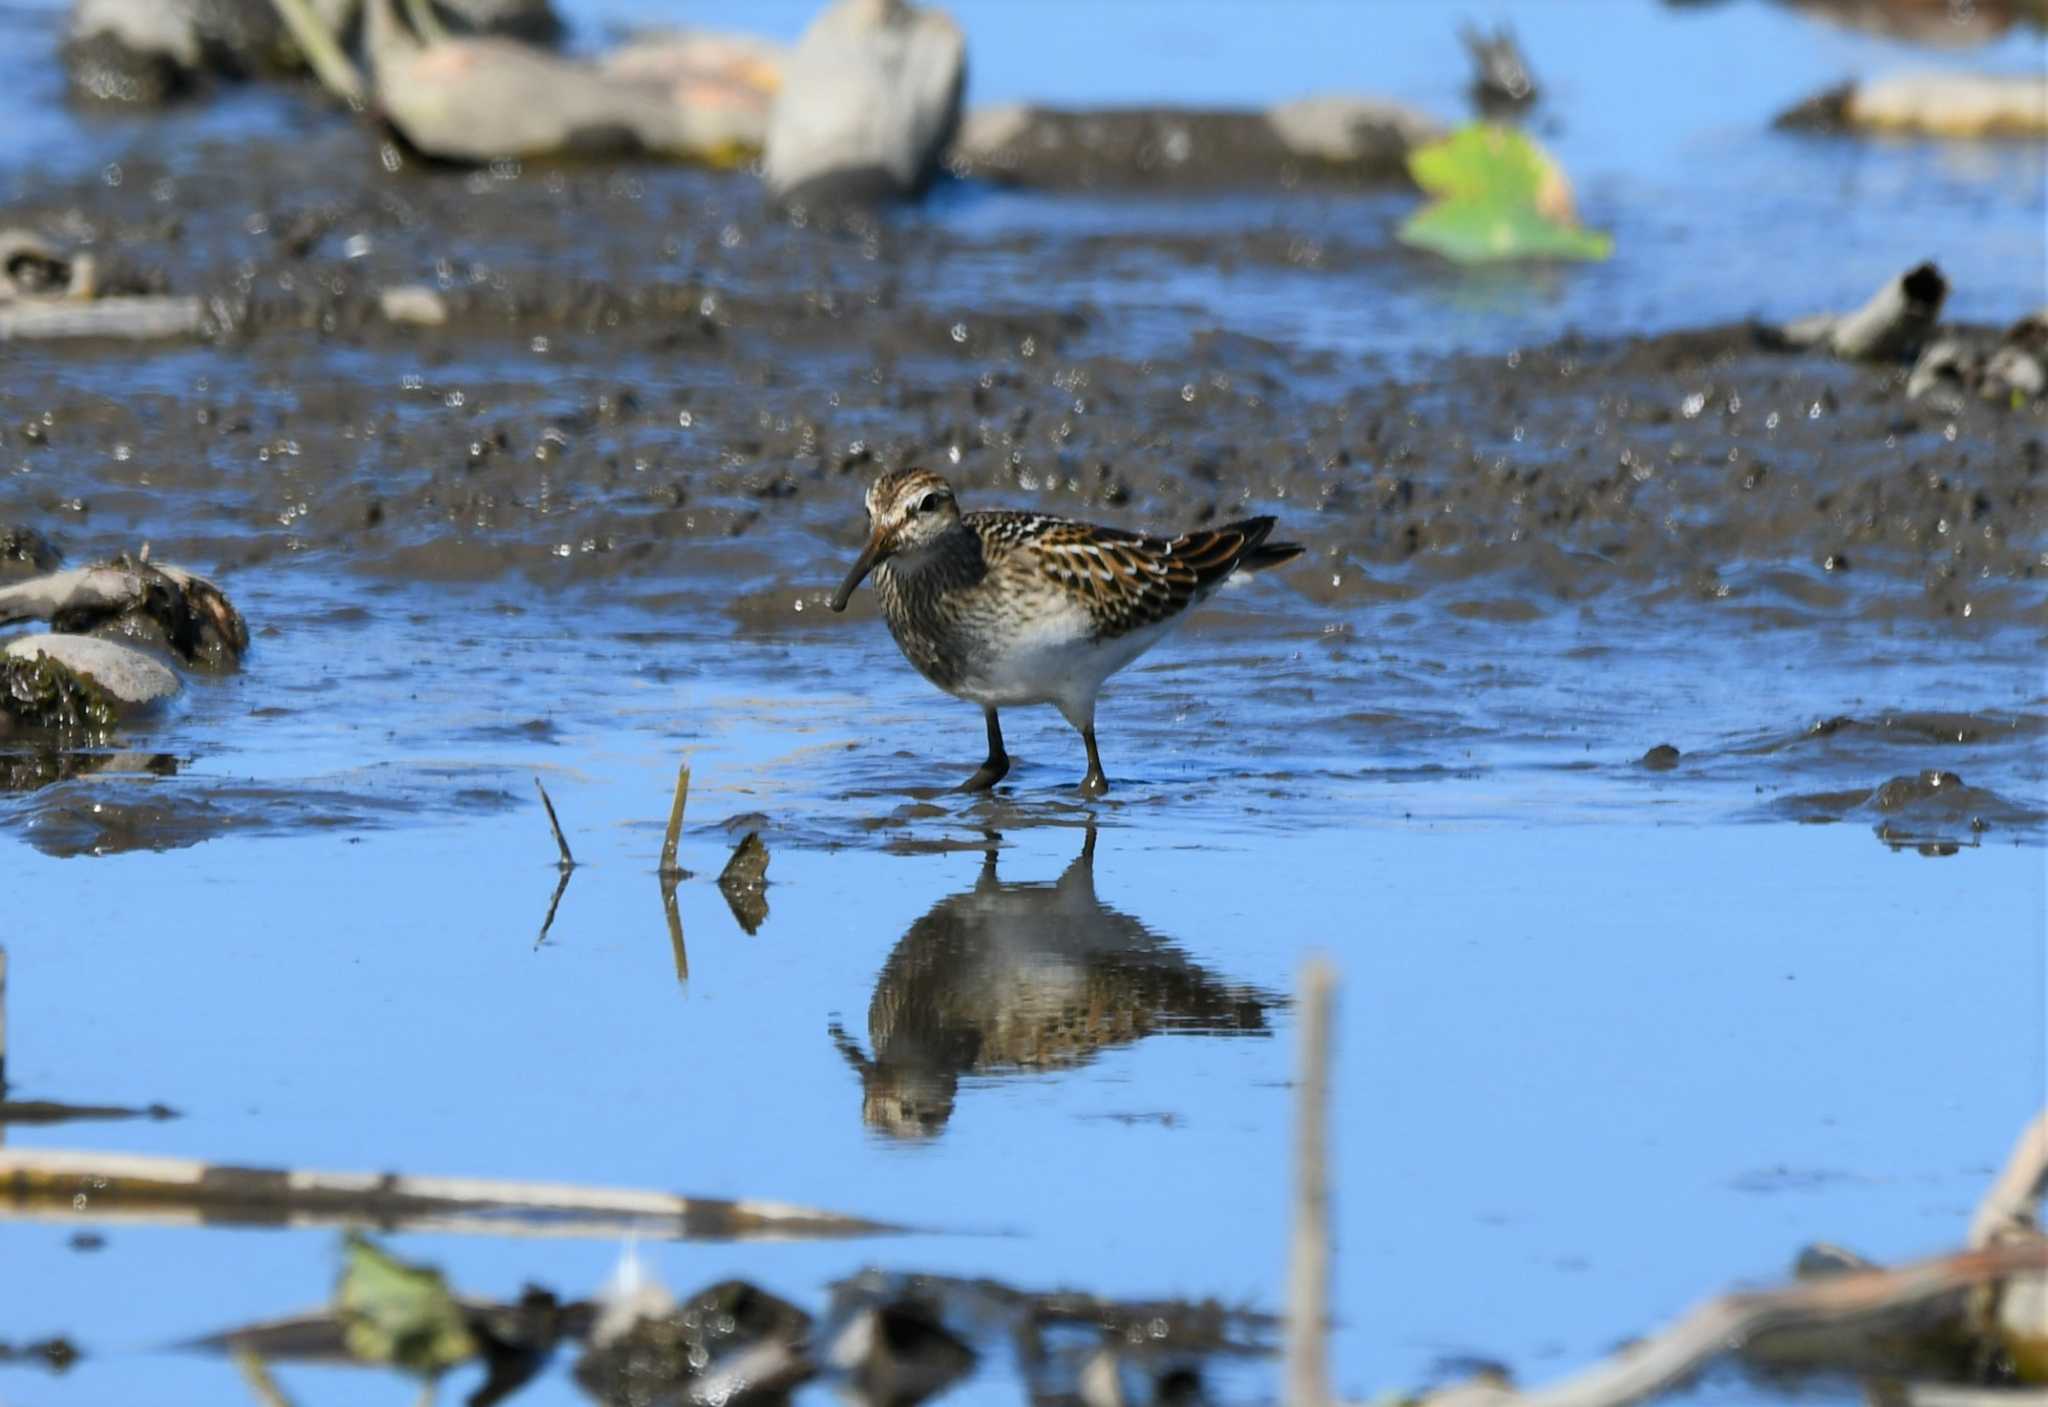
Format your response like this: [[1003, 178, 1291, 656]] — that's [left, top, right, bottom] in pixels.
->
[[1398, 124, 1612, 263]]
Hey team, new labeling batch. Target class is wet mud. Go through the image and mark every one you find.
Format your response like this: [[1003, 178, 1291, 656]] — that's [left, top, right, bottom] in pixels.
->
[[1, 127, 2040, 625], [2, 120, 2041, 853]]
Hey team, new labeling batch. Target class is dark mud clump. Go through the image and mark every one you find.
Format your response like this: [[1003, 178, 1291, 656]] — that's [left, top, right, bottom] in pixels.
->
[[1770, 767, 2045, 850], [1, 526, 63, 577], [0, 655, 119, 741]]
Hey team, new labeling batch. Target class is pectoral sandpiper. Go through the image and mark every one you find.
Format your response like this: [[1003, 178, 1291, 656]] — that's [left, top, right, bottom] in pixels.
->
[[828, 469, 1303, 795]]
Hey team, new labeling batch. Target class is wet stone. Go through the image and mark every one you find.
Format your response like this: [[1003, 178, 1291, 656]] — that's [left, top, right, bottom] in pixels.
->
[[1639, 743, 1682, 770], [2, 634, 180, 709]]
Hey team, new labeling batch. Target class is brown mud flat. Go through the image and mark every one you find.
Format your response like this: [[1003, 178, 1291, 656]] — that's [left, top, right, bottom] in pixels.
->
[[0, 126, 2043, 855], [2, 128, 2041, 630]]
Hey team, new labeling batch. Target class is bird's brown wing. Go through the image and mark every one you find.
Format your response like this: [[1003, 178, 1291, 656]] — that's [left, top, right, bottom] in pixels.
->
[[971, 511, 1288, 639]]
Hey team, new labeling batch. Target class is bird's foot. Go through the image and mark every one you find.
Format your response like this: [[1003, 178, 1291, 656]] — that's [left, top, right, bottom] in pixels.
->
[[959, 756, 1010, 792]]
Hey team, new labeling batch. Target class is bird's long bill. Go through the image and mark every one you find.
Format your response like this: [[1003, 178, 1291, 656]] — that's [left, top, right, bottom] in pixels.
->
[[830, 534, 885, 612]]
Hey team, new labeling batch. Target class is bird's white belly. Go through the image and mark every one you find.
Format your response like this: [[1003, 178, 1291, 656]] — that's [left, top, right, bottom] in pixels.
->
[[954, 606, 1174, 717]]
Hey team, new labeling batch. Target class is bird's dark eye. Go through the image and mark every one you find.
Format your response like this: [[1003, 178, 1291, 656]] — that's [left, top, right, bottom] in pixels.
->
[[916, 492, 946, 515]]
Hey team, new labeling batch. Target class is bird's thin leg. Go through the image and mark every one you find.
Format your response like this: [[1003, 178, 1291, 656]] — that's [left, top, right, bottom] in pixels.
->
[[1079, 725, 1109, 796], [960, 707, 1010, 792]]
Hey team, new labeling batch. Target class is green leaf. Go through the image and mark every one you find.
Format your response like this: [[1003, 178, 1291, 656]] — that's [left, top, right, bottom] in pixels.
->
[[1400, 123, 1612, 264], [336, 1232, 477, 1377]]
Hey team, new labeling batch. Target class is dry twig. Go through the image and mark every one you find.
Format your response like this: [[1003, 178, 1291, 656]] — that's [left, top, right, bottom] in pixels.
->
[[659, 760, 691, 877]]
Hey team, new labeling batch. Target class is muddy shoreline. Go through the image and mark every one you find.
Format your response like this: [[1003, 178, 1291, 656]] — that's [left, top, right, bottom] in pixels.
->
[[4, 129, 2043, 628], [3, 119, 2044, 858]]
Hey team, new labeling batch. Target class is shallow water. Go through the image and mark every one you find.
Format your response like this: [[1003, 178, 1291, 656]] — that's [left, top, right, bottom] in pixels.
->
[[2, 0, 2046, 1404]]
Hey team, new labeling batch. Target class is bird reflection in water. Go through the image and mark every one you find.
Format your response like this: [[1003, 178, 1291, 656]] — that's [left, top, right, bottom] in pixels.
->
[[829, 828, 1277, 1139]]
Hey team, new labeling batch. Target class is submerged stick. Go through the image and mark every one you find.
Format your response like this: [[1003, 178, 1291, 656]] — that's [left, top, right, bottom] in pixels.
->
[[267, 0, 366, 103], [0, 1148, 903, 1242], [659, 760, 691, 877], [1286, 958, 1335, 1407], [533, 777, 575, 869]]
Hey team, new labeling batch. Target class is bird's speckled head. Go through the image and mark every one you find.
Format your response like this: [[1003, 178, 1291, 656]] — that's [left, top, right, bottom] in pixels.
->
[[830, 469, 961, 610]]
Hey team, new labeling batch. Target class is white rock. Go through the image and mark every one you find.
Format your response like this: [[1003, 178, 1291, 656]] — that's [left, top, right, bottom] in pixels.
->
[[764, 0, 965, 204], [67, 0, 206, 65], [1850, 71, 2048, 138], [4, 633, 180, 706], [379, 284, 449, 326]]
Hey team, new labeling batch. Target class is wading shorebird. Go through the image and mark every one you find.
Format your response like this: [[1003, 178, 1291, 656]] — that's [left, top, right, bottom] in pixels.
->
[[828, 469, 1302, 794]]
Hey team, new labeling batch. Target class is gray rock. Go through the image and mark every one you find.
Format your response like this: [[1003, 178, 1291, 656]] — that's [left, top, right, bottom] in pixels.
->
[[3, 634, 180, 707], [365, 0, 772, 164], [764, 0, 966, 206]]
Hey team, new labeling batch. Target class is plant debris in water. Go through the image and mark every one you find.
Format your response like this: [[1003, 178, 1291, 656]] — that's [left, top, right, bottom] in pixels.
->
[[1399, 123, 1612, 263], [336, 1230, 478, 1376]]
